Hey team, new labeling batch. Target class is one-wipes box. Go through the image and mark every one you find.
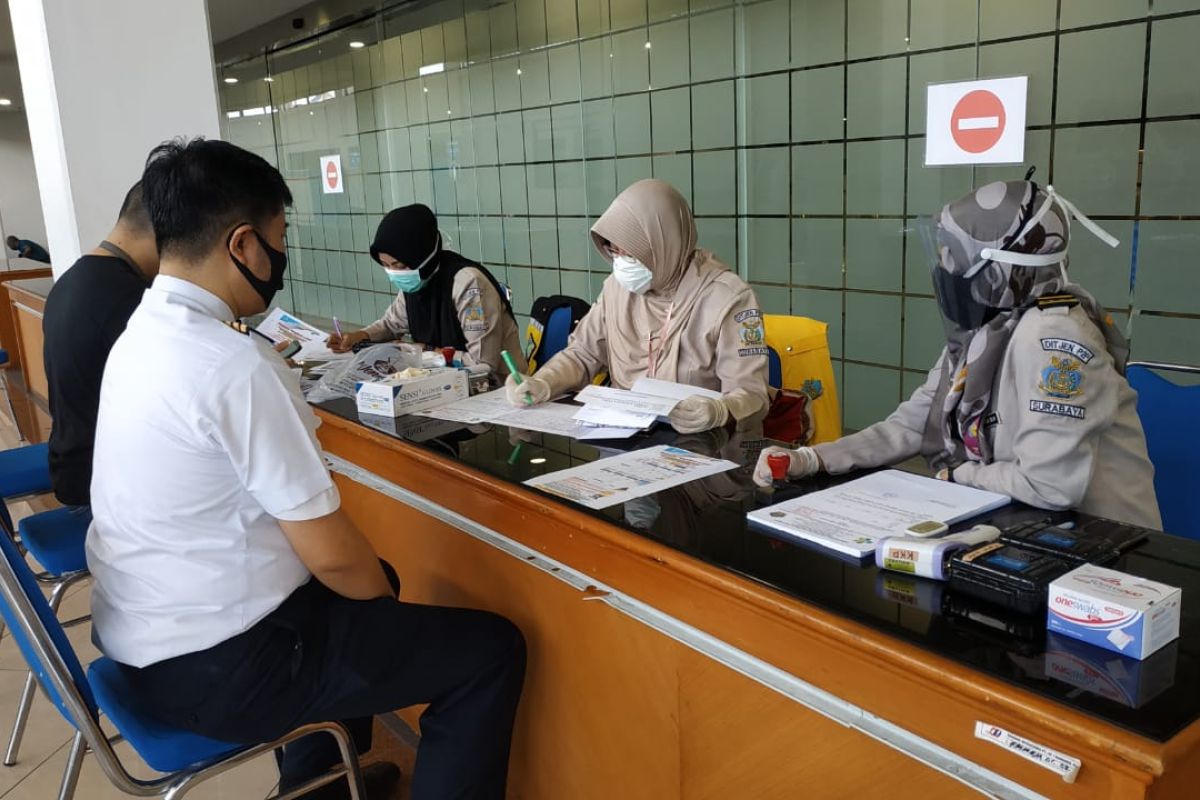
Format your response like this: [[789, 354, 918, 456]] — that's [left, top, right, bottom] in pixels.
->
[[1047, 564, 1181, 660], [355, 368, 467, 417]]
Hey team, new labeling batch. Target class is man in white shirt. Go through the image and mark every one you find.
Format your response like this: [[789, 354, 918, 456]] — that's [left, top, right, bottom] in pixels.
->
[[88, 138, 525, 800]]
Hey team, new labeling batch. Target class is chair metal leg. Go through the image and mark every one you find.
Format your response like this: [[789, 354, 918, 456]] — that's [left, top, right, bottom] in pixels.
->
[[332, 725, 366, 800], [5, 577, 73, 766], [56, 731, 86, 800], [0, 371, 24, 445], [4, 671, 37, 766]]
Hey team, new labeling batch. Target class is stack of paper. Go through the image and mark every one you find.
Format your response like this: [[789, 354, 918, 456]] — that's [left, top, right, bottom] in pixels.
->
[[572, 378, 723, 430], [413, 389, 641, 440], [747, 470, 1011, 559]]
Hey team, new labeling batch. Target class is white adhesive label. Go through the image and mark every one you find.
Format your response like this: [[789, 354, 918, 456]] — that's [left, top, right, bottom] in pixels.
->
[[974, 722, 1081, 783]]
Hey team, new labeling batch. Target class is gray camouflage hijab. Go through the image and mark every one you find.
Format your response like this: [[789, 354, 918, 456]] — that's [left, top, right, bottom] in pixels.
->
[[920, 180, 1129, 470]]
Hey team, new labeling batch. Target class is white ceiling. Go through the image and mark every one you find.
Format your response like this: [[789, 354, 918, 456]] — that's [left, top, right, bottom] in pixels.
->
[[206, 0, 314, 44]]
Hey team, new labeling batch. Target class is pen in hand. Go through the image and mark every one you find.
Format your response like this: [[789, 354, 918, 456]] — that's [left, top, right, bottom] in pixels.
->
[[501, 349, 532, 406]]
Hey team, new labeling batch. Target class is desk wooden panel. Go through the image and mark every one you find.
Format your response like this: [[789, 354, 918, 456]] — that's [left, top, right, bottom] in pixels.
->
[[317, 410, 1199, 800], [4, 278, 52, 442]]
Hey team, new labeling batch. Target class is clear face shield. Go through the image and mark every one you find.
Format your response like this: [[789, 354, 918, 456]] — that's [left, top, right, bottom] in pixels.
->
[[914, 184, 1120, 337], [914, 217, 999, 335]]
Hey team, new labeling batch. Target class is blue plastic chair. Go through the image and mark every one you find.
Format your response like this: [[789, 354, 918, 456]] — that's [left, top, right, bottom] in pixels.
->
[[539, 305, 575, 367], [4, 505, 91, 767], [1127, 362, 1200, 540], [0, 442, 53, 537], [0, 527, 366, 800]]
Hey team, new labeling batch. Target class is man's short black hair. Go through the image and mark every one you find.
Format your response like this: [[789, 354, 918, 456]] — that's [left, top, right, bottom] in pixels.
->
[[5, 236, 17, 249], [116, 180, 152, 233], [141, 138, 292, 260]]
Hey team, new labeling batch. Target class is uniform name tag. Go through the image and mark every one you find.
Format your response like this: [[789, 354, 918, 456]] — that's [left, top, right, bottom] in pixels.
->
[[1040, 338, 1094, 364], [1030, 400, 1086, 419]]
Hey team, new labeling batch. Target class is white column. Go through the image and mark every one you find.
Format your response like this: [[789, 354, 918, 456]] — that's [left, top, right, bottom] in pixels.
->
[[7, 0, 222, 277]]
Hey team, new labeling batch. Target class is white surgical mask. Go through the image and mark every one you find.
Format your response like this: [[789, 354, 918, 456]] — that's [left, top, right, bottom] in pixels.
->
[[612, 254, 653, 295]]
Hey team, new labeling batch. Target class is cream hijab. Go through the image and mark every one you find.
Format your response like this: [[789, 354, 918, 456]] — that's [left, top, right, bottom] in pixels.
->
[[590, 179, 730, 386]]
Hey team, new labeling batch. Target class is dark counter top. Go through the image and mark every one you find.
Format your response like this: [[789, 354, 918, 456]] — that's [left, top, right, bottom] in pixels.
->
[[316, 395, 1200, 743]]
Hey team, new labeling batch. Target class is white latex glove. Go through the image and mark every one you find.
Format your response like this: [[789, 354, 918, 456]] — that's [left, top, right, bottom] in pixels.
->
[[505, 373, 552, 406], [753, 446, 821, 487], [668, 395, 729, 434]]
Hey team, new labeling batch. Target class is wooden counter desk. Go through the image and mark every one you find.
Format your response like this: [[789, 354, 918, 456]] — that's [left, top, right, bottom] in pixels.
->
[[313, 398, 1200, 800], [3, 275, 54, 442]]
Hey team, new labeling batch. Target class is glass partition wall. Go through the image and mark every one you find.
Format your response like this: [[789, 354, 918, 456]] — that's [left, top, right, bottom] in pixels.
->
[[219, 0, 1200, 429]]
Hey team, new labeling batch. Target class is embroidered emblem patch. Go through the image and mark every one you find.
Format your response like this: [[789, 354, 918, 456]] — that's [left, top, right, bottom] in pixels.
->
[[801, 379, 823, 401], [1030, 400, 1086, 420], [735, 309, 768, 356], [463, 304, 486, 332], [1040, 338, 1095, 364], [1039, 356, 1084, 399]]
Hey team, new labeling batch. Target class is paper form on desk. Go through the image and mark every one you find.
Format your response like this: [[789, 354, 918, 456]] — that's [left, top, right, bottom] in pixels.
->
[[747, 470, 1010, 559], [256, 307, 349, 362], [575, 385, 680, 417], [413, 389, 642, 439], [524, 445, 738, 509]]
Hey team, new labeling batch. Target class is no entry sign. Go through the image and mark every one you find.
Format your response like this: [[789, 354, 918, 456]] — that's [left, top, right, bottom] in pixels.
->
[[926, 77, 1027, 166], [319, 154, 344, 194]]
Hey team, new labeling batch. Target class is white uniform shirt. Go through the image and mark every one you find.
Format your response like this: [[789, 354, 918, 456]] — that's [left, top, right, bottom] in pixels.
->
[[87, 275, 340, 667]]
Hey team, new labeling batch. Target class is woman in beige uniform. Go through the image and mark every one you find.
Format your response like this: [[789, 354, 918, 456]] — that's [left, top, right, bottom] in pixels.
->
[[754, 181, 1160, 529], [505, 179, 770, 434], [328, 203, 526, 381]]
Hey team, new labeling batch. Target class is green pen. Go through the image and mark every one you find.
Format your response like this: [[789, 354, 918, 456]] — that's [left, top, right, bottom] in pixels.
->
[[501, 349, 532, 405], [507, 441, 523, 465]]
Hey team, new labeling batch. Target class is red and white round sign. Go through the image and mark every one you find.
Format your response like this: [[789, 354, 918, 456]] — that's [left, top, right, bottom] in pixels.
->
[[925, 77, 1028, 166], [951, 90, 1006, 154], [319, 154, 344, 194]]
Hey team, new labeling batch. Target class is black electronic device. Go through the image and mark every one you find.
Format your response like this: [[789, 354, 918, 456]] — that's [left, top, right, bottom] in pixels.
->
[[947, 542, 1074, 615], [999, 517, 1149, 565]]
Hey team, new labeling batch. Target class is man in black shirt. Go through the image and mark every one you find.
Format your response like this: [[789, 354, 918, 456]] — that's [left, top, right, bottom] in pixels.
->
[[44, 182, 158, 508]]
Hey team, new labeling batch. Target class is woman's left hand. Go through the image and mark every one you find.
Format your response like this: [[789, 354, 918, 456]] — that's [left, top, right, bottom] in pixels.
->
[[668, 395, 730, 433]]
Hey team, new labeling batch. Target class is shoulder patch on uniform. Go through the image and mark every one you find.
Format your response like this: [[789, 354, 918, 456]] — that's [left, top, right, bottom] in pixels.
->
[[735, 309, 768, 356], [1030, 400, 1086, 420], [1037, 294, 1079, 310], [1040, 337, 1095, 364], [463, 303, 487, 332], [1038, 356, 1084, 399], [464, 286, 483, 299]]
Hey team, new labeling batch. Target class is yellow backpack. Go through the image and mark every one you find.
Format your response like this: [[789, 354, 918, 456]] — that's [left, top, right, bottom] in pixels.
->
[[762, 315, 842, 445]]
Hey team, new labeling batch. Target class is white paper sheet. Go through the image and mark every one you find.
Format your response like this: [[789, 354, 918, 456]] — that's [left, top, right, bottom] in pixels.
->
[[747, 470, 1011, 559], [412, 389, 515, 424], [630, 377, 723, 402], [524, 445, 738, 509], [413, 389, 642, 439], [256, 307, 349, 362], [575, 385, 680, 417], [572, 404, 659, 430]]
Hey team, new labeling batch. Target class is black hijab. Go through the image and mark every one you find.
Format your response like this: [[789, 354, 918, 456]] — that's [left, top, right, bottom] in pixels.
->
[[371, 204, 514, 350]]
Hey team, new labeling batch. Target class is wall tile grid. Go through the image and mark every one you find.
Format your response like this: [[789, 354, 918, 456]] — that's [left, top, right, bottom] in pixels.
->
[[220, 0, 1200, 430]]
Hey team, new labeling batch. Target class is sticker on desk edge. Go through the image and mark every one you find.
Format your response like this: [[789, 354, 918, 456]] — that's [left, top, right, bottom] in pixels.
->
[[974, 722, 1081, 783]]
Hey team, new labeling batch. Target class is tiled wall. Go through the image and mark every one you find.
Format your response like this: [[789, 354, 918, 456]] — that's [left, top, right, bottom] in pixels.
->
[[220, 0, 1200, 430]]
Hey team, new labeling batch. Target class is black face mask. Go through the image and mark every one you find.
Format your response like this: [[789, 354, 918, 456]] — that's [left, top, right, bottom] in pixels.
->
[[229, 226, 287, 307]]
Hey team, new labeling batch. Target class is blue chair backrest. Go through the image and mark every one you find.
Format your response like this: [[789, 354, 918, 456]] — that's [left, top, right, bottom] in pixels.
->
[[1127, 364, 1200, 540], [542, 305, 574, 366], [767, 346, 783, 390], [0, 530, 97, 724]]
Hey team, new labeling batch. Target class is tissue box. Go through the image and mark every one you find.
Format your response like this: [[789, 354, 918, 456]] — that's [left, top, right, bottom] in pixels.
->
[[1047, 564, 1181, 660], [355, 367, 467, 417]]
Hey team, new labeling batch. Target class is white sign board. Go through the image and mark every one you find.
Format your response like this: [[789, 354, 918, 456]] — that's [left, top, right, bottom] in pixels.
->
[[319, 154, 344, 194], [925, 77, 1028, 166]]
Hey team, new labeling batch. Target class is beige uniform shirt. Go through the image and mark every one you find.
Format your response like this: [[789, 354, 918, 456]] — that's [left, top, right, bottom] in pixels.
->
[[362, 267, 526, 381], [813, 305, 1161, 528], [557, 271, 771, 427]]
